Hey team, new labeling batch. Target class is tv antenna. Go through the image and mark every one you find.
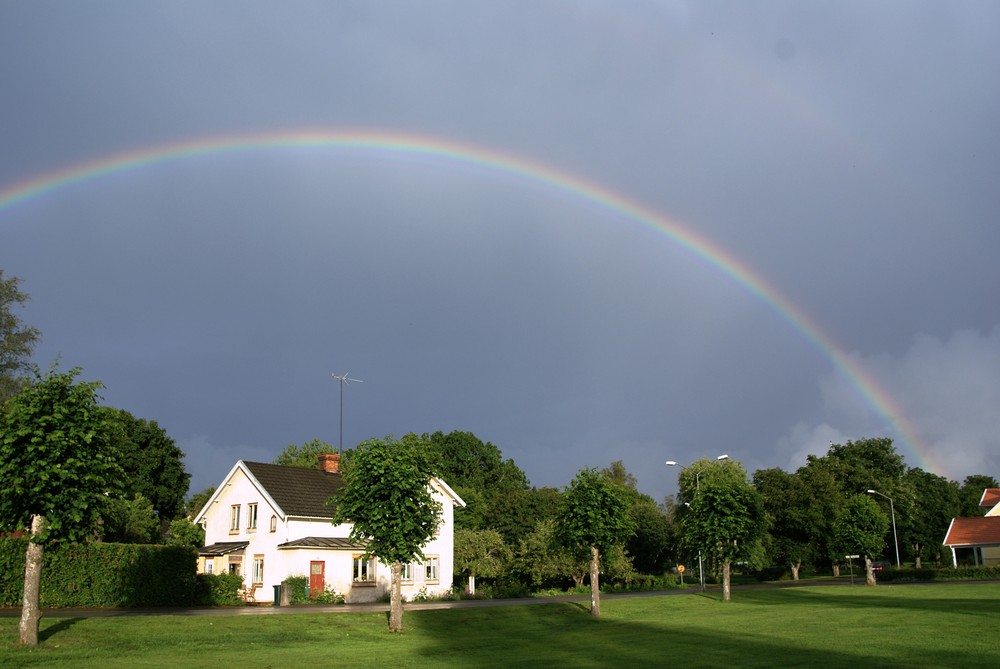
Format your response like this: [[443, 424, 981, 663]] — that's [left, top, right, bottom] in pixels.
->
[[332, 372, 363, 453]]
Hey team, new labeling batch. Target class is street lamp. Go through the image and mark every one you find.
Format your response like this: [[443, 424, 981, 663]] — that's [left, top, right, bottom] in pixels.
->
[[667, 454, 730, 591], [866, 489, 900, 568]]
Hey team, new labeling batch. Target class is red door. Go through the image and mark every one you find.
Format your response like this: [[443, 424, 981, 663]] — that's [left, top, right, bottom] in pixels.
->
[[309, 561, 325, 598]]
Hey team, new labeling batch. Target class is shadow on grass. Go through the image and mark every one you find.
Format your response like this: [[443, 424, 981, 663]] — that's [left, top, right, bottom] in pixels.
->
[[406, 592, 998, 669], [740, 586, 988, 618], [39, 617, 84, 641]]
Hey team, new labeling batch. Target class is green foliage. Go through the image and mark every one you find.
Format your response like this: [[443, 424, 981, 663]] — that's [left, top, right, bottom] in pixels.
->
[[559, 468, 634, 555], [167, 516, 206, 548], [454, 528, 511, 581], [282, 575, 345, 604], [0, 537, 198, 606], [102, 494, 161, 544], [0, 270, 41, 406], [832, 493, 889, 560], [901, 467, 961, 564], [187, 486, 216, 518], [331, 435, 442, 567], [100, 408, 190, 520], [513, 518, 587, 587], [490, 486, 562, 545], [959, 474, 999, 516], [273, 438, 336, 468], [681, 459, 766, 568], [196, 572, 244, 606], [0, 365, 125, 543]]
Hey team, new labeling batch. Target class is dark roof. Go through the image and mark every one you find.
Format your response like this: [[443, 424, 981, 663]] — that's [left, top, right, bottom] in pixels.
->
[[277, 536, 367, 550], [243, 461, 344, 519], [943, 517, 1000, 547], [199, 541, 249, 556]]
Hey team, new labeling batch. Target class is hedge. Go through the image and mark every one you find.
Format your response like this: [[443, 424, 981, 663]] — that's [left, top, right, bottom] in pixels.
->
[[1, 537, 199, 607], [875, 565, 1000, 583]]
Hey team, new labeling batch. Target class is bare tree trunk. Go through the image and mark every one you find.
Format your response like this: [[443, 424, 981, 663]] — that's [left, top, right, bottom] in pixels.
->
[[790, 560, 801, 580], [589, 545, 601, 618], [865, 556, 876, 586], [389, 561, 403, 632], [468, 574, 476, 596], [19, 514, 44, 647], [832, 563, 841, 577], [722, 560, 732, 601]]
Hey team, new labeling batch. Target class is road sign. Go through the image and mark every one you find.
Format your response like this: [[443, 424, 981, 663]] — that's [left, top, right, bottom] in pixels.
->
[[845, 554, 860, 559], [677, 565, 686, 574]]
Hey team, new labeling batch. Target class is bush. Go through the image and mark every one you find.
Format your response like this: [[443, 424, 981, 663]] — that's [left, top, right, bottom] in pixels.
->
[[282, 575, 344, 605], [196, 572, 244, 605], [876, 566, 1000, 582], [0, 537, 199, 607]]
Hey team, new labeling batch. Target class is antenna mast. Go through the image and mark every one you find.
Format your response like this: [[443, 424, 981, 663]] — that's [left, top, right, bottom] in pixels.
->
[[332, 372, 363, 453]]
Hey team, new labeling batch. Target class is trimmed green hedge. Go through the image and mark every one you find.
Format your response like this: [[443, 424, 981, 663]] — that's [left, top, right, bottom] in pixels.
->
[[875, 565, 1000, 582], [1, 537, 199, 607]]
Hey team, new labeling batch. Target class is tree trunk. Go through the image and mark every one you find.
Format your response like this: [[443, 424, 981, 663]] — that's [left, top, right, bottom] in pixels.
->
[[832, 564, 841, 577], [19, 514, 44, 647], [865, 556, 876, 586], [790, 560, 801, 581], [914, 556, 922, 570], [389, 561, 403, 632], [589, 545, 601, 618], [722, 560, 732, 601], [468, 574, 476, 596]]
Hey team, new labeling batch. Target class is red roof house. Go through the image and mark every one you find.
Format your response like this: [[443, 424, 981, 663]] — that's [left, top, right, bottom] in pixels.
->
[[943, 489, 1000, 568]]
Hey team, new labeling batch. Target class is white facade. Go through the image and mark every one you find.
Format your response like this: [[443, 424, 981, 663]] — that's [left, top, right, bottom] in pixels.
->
[[194, 460, 464, 603]]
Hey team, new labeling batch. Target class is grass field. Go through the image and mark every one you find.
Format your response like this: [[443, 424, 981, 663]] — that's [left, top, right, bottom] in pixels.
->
[[2, 583, 998, 668]]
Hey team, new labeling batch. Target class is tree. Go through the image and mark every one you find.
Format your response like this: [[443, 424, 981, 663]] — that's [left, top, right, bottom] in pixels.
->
[[833, 494, 888, 585], [101, 408, 190, 521], [680, 459, 766, 601], [754, 467, 817, 579], [187, 487, 216, 518], [958, 474, 999, 517], [558, 468, 634, 617], [167, 517, 206, 549], [901, 468, 960, 568], [0, 366, 124, 646], [330, 435, 441, 632], [454, 528, 511, 595], [273, 438, 336, 468], [0, 270, 41, 405], [513, 518, 588, 588], [102, 494, 160, 544]]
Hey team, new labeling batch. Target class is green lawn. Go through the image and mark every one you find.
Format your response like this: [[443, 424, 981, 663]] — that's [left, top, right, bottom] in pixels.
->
[[2, 584, 998, 668]]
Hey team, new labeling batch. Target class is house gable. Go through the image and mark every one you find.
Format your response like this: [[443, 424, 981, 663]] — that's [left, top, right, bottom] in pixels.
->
[[979, 488, 1000, 516]]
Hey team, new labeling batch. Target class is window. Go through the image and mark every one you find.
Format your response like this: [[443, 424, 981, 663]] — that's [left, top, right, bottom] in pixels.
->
[[230, 505, 241, 533], [270, 515, 277, 533], [228, 556, 242, 576], [205, 561, 214, 575], [424, 556, 440, 582], [401, 562, 416, 582], [247, 503, 258, 531], [353, 555, 375, 584], [252, 555, 264, 585]]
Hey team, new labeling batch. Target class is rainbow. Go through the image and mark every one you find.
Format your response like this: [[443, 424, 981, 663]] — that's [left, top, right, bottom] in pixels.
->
[[0, 129, 939, 473]]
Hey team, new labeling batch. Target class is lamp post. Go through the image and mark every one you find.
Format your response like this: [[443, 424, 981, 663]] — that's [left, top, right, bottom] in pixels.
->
[[667, 454, 729, 591], [866, 489, 900, 568]]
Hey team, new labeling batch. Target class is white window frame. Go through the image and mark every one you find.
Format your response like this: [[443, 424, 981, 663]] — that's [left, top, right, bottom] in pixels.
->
[[424, 556, 440, 583], [252, 555, 264, 586], [230, 505, 241, 534], [401, 561, 416, 582], [247, 503, 258, 531], [353, 555, 376, 584]]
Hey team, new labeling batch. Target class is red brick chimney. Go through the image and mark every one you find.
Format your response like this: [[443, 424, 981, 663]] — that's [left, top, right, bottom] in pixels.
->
[[318, 452, 340, 474]]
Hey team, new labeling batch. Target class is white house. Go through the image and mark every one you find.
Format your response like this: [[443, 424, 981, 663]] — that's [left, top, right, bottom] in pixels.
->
[[193, 453, 465, 603]]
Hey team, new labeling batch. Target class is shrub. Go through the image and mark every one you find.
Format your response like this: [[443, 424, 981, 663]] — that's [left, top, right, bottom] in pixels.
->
[[282, 575, 344, 605], [196, 572, 244, 605]]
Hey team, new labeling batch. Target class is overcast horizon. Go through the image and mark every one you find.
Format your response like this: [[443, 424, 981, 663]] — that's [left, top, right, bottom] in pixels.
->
[[3, 2, 998, 499]]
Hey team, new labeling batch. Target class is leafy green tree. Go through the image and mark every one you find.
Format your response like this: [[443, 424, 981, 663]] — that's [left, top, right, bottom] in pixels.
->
[[103, 494, 160, 544], [901, 468, 960, 567], [599, 460, 672, 575], [0, 366, 124, 646], [680, 459, 766, 601], [833, 494, 888, 585], [330, 435, 441, 632], [187, 487, 216, 518], [958, 474, 999, 516], [454, 528, 511, 594], [490, 486, 562, 545], [0, 271, 41, 405], [101, 408, 190, 521], [167, 517, 206, 549], [273, 438, 336, 468], [558, 468, 634, 617], [513, 518, 587, 588], [754, 467, 817, 579]]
